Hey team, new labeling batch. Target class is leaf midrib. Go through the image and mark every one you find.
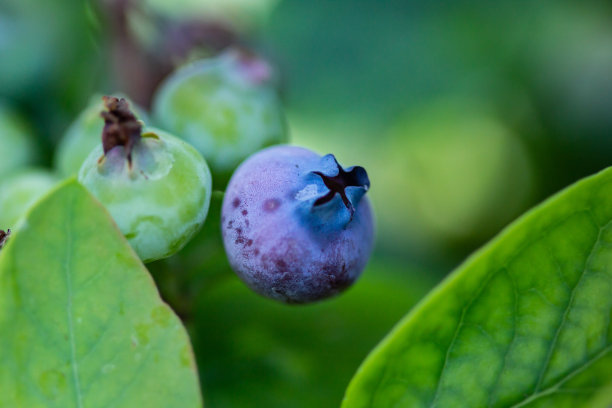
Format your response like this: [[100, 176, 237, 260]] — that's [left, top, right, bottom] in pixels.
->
[[64, 196, 83, 408]]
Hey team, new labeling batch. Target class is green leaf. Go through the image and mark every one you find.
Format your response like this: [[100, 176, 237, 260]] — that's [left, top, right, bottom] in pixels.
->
[[343, 168, 612, 408], [0, 180, 203, 408]]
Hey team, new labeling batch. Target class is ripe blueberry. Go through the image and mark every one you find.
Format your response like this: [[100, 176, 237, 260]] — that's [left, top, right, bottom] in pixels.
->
[[78, 96, 212, 263], [221, 145, 374, 303], [152, 48, 288, 187]]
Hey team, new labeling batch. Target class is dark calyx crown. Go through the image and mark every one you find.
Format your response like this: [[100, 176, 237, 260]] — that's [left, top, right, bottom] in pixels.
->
[[313, 156, 370, 218], [101, 96, 142, 165]]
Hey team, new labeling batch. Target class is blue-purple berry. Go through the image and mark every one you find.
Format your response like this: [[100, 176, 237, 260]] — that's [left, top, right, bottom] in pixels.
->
[[221, 145, 374, 304]]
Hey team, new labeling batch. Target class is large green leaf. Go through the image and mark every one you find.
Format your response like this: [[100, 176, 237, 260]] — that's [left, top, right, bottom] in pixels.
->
[[343, 168, 612, 408], [0, 180, 203, 408]]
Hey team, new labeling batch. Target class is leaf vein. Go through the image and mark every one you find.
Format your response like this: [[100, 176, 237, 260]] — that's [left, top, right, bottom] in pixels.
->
[[487, 268, 518, 407], [510, 345, 612, 408], [533, 218, 604, 393], [429, 271, 496, 407]]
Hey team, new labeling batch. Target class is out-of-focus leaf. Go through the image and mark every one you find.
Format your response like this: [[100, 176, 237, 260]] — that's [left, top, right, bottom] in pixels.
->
[[375, 98, 534, 251], [343, 168, 612, 407], [0, 180, 203, 408]]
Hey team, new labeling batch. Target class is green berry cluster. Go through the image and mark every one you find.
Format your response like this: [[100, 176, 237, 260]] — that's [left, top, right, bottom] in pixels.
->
[[2, 49, 288, 264], [66, 50, 288, 263]]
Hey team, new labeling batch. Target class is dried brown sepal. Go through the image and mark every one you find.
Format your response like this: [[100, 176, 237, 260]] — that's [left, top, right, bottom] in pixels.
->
[[0, 229, 10, 250], [101, 96, 142, 165]]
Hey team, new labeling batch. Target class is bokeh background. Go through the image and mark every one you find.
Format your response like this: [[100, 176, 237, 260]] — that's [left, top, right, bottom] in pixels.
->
[[1, 0, 611, 406]]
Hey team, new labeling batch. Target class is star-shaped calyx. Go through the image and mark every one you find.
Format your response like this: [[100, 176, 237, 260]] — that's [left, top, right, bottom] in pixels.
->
[[313, 156, 370, 219], [100, 96, 142, 166]]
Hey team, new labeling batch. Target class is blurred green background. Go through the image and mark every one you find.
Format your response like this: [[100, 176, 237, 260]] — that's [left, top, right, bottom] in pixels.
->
[[1, 0, 611, 406]]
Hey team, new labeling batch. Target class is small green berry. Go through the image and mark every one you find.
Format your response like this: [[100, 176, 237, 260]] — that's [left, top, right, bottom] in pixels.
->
[[55, 94, 148, 176], [78, 97, 212, 263], [152, 48, 288, 187]]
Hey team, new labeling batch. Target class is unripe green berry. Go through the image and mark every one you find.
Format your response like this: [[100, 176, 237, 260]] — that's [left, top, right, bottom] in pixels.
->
[[152, 48, 288, 187], [55, 94, 148, 176], [78, 97, 212, 263]]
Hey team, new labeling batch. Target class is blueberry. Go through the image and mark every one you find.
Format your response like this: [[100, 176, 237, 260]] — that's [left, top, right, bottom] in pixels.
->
[[152, 48, 288, 187], [0, 168, 60, 230], [78, 97, 212, 263], [55, 94, 148, 176], [221, 145, 374, 304]]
